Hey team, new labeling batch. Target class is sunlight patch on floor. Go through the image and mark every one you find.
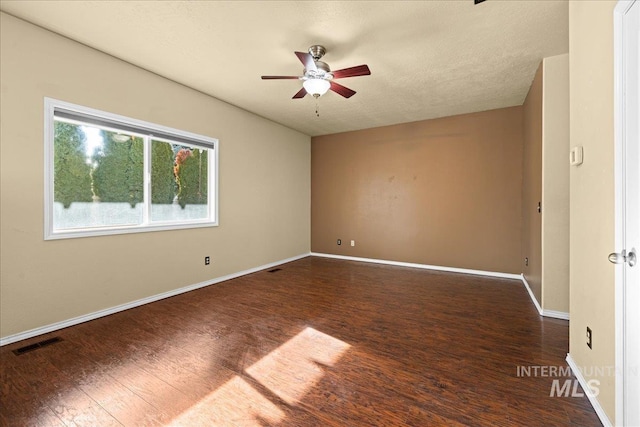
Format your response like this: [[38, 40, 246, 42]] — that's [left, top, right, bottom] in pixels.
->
[[246, 327, 351, 405], [166, 376, 285, 426], [166, 327, 350, 425]]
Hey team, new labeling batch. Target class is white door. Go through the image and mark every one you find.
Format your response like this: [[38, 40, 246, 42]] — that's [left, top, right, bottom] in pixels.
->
[[613, 1, 639, 425]]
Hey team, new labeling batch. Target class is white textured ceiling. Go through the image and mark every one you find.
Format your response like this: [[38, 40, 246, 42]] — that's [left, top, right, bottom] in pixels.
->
[[0, 0, 568, 137]]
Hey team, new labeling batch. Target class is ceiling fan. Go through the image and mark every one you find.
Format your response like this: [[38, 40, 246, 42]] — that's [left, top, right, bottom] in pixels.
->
[[261, 45, 371, 99]]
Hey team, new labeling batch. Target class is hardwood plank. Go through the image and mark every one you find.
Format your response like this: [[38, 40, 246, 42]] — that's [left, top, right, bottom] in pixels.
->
[[0, 257, 602, 426], [0, 363, 65, 427]]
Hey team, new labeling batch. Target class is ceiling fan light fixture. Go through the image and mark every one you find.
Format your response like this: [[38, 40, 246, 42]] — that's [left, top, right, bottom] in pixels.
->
[[303, 78, 330, 97], [262, 46, 369, 100]]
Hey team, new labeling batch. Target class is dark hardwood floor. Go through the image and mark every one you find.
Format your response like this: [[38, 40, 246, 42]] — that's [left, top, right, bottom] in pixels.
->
[[0, 257, 601, 426]]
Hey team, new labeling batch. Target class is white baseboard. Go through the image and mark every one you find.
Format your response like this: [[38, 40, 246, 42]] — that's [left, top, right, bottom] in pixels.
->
[[542, 309, 570, 320], [521, 274, 544, 315], [0, 253, 310, 347], [566, 353, 613, 427], [310, 252, 522, 280], [520, 274, 570, 320]]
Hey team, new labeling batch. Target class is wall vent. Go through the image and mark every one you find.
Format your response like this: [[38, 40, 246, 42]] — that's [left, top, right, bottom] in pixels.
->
[[12, 337, 63, 356]]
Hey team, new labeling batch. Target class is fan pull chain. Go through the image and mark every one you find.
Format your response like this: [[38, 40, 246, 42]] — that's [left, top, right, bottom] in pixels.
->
[[315, 96, 320, 117]]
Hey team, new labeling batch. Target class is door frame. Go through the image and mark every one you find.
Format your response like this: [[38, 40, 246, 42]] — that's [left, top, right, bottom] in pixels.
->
[[614, 0, 637, 424]]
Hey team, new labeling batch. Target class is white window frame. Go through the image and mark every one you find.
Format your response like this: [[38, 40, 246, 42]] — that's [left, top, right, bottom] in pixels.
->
[[44, 98, 219, 240]]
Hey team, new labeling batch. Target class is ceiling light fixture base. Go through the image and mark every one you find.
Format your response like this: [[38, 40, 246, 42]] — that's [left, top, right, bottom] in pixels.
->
[[308, 45, 326, 61]]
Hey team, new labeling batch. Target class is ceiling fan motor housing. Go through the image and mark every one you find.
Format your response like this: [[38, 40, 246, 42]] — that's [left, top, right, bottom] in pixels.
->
[[307, 61, 332, 79]]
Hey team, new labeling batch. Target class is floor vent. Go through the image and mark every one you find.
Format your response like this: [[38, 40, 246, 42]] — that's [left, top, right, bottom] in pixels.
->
[[267, 268, 282, 273], [12, 337, 63, 356]]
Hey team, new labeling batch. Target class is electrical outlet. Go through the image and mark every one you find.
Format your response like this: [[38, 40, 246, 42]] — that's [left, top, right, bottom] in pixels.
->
[[351, 240, 355, 247], [337, 239, 342, 245], [525, 257, 529, 266], [205, 256, 210, 266], [586, 327, 592, 349]]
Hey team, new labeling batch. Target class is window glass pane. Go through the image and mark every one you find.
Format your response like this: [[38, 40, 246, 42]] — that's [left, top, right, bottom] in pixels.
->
[[53, 121, 94, 229], [53, 120, 144, 230], [91, 129, 144, 225], [150, 140, 209, 222]]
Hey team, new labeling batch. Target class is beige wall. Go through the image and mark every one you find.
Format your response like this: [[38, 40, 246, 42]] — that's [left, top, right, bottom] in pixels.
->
[[522, 63, 543, 301], [542, 54, 570, 314], [569, 1, 616, 422], [0, 13, 310, 339], [521, 55, 570, 316], [311, 107, 523, 274]]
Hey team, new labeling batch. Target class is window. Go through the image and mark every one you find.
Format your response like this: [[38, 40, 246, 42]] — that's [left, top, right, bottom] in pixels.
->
[[44, 98, 218, 239]]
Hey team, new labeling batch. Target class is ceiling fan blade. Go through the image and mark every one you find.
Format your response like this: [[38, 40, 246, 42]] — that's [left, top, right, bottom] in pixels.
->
[[295, 51, 317, 72], [331, 65, 371, 79], [329, 81, 356, 98], [261, 75, 300, 80], [292, 87, 307, 99]]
